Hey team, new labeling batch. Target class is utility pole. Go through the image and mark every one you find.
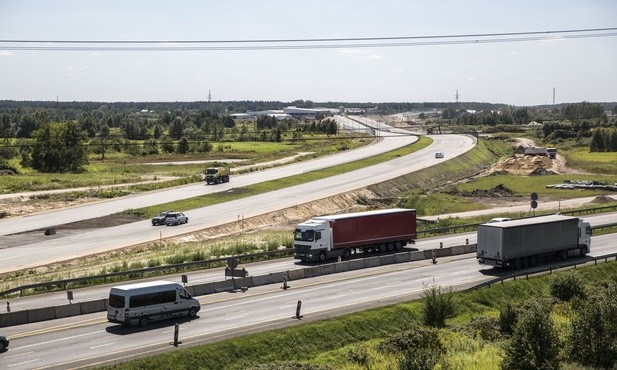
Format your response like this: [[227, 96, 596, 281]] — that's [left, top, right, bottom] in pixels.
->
[[553, 87, 555, 105]]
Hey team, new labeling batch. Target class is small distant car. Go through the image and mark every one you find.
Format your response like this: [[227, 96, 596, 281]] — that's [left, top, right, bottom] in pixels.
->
[[0, 335, 8, 352], [152, 211, 174, 226], [435, 152, 445, 159], [488, 217, 512, 223], [165, 212, 188, 226]]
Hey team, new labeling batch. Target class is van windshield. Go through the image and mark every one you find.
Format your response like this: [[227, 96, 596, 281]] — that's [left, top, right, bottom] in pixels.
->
[[109, 294, 125, 308]]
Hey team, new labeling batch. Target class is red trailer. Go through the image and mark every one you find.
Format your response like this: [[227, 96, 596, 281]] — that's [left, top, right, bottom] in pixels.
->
[[293, 208, 416, 262]]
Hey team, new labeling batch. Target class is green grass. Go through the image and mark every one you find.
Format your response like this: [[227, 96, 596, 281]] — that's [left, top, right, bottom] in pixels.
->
[[564, 147, 617, 174], [105, 260, 617, 370]]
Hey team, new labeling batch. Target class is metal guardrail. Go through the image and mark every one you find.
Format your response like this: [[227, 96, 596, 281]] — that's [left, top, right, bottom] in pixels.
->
[[416, 204, 617, 237], [0, 249, 294, 297], [469, 252, 617, 291], [2, 205, 616, 298]]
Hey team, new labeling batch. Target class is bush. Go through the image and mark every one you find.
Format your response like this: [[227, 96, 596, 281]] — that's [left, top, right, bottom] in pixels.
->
[[502, 300, 561, 370], [499, 302, 518, 335], [378, 327, 444, 354], [463, 316, 501, 341], [421, 284, 455, 328], [550, 271, 586, 302]]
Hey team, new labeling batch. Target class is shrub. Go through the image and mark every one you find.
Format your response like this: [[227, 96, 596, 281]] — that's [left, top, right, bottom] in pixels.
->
[[550, 270, 586, 302], [421, 284, 455, 328]]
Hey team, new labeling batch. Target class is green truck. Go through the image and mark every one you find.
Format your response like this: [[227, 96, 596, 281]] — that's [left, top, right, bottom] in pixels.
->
[[204, 167, 230, 185]]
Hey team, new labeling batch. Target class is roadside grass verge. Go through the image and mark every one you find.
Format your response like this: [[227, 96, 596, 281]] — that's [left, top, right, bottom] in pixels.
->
[[105, 261, 617, 370]]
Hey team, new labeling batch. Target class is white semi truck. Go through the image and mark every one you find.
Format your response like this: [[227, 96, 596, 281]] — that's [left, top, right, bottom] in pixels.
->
[[476, 214, 591, 269]]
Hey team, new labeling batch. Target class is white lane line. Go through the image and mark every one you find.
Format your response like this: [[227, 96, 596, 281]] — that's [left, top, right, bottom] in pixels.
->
[[8, 358, 40, 367], [90, 342, 116, 350], [223, 314, 248, 321], [3, 351, 34, 359], [16, 330, 104, 350]]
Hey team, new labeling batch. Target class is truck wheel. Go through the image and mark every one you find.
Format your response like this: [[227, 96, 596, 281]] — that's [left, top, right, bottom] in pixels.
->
[[387, 242, 394, 252], [318, 251, 327, 262], [138, 316, 148, 327], [395, 241, 403, 250], [379, 243, 387, 253], [343, 249, 351, 260], [580, 248, 587, 257]]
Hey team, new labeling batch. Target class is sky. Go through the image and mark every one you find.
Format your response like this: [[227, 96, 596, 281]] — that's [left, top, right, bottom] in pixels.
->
[[0, 0, 616, 106]]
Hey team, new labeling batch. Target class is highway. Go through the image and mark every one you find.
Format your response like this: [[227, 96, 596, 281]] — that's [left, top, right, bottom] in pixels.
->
[[0, 131, 476, 273], [1, 233, 615, 369]]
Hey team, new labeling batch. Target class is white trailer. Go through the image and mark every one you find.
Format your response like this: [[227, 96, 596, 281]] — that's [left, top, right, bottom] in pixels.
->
[[476, 215, 591, 269]]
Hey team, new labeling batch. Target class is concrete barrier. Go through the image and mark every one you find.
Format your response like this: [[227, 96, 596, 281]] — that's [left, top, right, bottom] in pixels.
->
[[303, 263, 337, 278], [27, 306, 57, 323], [395, 252, 411, 263], [269, 272, 285, 283], [55, 303, 82, 319], [365, 256, 381, 268], [335, 261, 351, 273], [0, 311, 28, 327], [251, 274, 272, 287], [80, 299, 107, 314], [193, 283, 216, 296], [465, 244, 477, 253], [213, 280, 235, 292], [450, 245, 465, 256], [287, 268, 305, 281], [349, 259, 366, 270], [379, 254, 396, 266], [185, 285, 196, 296], [410, 251, 425, 261]]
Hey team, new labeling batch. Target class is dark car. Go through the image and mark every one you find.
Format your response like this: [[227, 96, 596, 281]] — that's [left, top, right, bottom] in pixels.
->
[[152, 211, 174, 226], [165, 212, 188, 226], [0, 335, 8, 352]]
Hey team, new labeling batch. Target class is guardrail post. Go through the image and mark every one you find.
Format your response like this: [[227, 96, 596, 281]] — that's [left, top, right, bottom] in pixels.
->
[[295, 300, 303, 319], [173, 323, 180, 347]]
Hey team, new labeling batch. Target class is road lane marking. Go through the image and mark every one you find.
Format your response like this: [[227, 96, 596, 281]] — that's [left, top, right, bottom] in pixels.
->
[[90, 342, 116, 350], [8, 358, 40, 367]]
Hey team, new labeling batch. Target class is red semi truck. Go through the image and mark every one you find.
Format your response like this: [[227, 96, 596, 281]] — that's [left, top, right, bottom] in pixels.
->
[[293, 208, 417, 262]]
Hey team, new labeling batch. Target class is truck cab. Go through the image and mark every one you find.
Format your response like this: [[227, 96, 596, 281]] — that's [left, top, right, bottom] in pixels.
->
[[204, 167, 230, 185], [579, 219, 591, 254], [293, 219, 331, 262]]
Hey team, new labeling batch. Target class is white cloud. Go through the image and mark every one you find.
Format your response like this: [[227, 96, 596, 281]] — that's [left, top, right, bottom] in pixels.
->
[[368, 54, 382, 59], [0, 50, 15, 56], [393, 68, 405, 73]]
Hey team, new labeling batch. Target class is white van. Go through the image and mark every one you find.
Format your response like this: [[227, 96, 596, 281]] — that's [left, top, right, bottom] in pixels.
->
[[107, 280, 200, 326]]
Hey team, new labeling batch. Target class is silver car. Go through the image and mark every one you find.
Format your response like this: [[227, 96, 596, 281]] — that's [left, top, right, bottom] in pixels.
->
[[165, 212, 188, 226]]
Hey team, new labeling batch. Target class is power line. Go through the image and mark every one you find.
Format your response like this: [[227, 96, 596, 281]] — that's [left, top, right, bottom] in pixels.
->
[[1, 28, 615, 51]]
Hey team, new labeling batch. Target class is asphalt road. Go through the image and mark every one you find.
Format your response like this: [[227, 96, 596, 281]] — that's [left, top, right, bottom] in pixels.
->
[[1, 233, 615, 369], [0, 132, 476, 273]]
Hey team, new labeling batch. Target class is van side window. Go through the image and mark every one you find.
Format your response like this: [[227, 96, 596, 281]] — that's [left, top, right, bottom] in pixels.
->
[[130, 293, 160, 308], [179, 289, 190, 299], [315, 231, 321, 241], [161, 290, 176, 303]]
